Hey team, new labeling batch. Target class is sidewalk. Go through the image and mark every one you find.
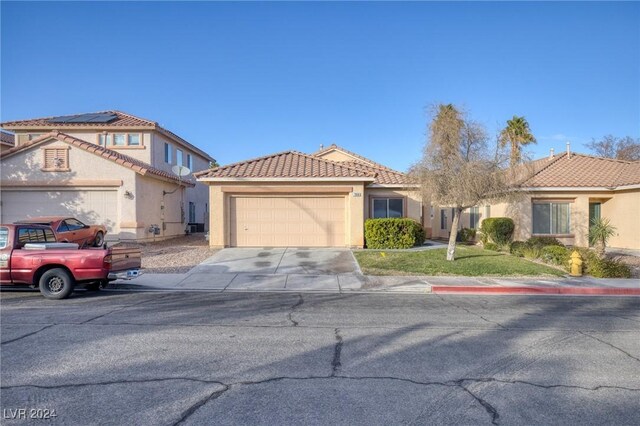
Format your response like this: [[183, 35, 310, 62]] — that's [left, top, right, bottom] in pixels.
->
[[111, 272, 640, 295]]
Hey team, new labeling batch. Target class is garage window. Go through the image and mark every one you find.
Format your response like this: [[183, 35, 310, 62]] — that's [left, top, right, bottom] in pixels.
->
[[372, 198, 404, 219], [42, 148, 69, 171]]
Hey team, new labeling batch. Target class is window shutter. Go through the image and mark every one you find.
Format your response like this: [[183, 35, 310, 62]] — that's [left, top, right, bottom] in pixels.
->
[[43, 148, 69, 170]]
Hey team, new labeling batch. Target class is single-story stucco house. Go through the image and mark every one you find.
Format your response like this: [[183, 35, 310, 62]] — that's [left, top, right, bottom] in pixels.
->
[[0, 111, 215, 241], [432, 150, 640, 250], [196, 144, 423, 248]]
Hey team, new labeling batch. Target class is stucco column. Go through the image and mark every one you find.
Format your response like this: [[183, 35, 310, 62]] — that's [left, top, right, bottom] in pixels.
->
[[349, 183, 365, 248], [209, 185, 226, 248]]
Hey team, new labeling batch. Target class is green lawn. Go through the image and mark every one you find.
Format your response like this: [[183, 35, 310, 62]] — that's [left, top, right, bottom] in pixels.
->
[[353, 246, 565, 277]]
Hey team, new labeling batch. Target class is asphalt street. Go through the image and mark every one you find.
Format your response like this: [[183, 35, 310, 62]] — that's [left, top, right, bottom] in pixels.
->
[[1, 289, 639, 425]]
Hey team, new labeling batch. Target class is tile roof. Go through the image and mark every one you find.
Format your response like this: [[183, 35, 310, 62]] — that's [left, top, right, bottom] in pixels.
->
[[195, 151, 376, 180], [0, 131, 195, 186], [0, 130, 14, 147], [313, 144, 409, 185], [0, 110, 214, 162], [522, 153, 640, 188]]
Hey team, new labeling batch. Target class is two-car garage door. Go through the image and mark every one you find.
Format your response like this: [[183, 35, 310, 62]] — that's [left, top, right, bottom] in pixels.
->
[[229, 196, 346, 247]]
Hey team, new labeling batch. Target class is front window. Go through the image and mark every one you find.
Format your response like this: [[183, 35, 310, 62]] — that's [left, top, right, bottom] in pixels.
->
[[189, 202, 196, 223], [98, 134, 112, 147], [532, 201, 571, 235], [176, 149, 184, 166], [113, 134, 126, 146], [127, 134, 140, 145], [187, 154, 193, 170], [372, 198, 403, 219], [440, 210, 447, 230], [469, 206, 480, 229], [164, 143, 171, 163]]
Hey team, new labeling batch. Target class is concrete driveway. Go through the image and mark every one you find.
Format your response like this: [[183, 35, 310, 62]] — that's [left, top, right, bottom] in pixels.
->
[[183, 248, 363, 291]]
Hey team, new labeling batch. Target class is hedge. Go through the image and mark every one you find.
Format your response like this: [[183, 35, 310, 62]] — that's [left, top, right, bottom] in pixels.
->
[[479, 217, 514, 245], [364, 218, 425, 249]]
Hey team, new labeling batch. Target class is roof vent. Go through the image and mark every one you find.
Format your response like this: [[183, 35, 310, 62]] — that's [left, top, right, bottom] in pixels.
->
[[319, 144, 324, 150], [549, 148, 554, 159], [566, 142, 571, 159]]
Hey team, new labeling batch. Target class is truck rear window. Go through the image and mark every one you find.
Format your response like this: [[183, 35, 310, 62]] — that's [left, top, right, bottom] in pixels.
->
[[18, 228, 56, 244], [0, 227, 8, 249]]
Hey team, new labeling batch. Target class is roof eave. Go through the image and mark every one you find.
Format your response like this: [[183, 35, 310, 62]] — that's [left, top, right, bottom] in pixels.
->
[[197, 177, 377, 183]]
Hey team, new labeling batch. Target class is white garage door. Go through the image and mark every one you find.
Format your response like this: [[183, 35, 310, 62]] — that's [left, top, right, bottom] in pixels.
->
[[230, 196, 346, 247], [0, 189, 119, 232]]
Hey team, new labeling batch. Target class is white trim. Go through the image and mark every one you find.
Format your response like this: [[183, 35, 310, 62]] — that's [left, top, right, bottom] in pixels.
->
[[197, 177, 376, 183], [523, 186, 618, 192]]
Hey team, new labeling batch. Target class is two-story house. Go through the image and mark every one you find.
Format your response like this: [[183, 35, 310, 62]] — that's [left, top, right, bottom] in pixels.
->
[[0, 110, 215, 241]]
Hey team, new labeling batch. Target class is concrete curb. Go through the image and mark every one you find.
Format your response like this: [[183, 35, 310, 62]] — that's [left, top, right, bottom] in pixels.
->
[[430, 286, 640, 296]]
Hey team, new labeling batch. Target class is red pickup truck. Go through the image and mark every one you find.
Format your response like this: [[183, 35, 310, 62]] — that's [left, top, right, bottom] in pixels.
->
[[0, 224, 141, 299]]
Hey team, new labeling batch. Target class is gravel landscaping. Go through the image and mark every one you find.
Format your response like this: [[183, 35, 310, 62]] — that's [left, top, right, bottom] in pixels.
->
[[113, 234, 218, 273]]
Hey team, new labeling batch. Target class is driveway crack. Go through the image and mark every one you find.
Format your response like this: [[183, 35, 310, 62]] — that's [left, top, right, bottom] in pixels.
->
[[173, 384, 230, 425], [457, 382, 500, 425], [578, 331, 640, 363], [332, 328, 343, 376], [436, 294, 506, 329], [1, 324, 55, 345], [287, 293, 304, 327]]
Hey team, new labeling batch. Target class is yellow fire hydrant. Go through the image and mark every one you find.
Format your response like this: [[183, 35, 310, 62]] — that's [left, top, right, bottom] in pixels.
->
[[569, 250, 583, 277]]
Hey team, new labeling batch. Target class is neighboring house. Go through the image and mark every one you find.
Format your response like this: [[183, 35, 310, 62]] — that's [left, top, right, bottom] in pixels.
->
[[196, 144, 423, 248], [0, 130, 15, 152], [0, 111, 215, 241], [431, 150, 640, 250]]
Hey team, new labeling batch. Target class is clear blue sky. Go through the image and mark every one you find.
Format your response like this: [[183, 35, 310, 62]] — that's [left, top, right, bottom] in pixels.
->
[[2, 1, 638, 171]]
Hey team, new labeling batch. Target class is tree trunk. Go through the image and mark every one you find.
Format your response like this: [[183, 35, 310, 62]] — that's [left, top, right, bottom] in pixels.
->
[[446, 207, 462, 261]]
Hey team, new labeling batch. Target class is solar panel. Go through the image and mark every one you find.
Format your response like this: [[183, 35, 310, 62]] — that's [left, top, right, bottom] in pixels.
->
[[48, 113, 118, 124]]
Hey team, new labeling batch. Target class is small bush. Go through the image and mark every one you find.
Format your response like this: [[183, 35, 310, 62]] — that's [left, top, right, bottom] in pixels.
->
[[364, 218, 425, 249], [589, 257, 632, 278], [526, 236, 564, 248], [484, 242, 499, 251], [458, 228, 477, 243], [541, 245, 571, 267], [510, 241, 527, 257], [480, 218, 514, 245], [522, 245, 543, 260]]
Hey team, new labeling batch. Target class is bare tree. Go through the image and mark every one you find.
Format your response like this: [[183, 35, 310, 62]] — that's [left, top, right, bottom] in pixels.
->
[[411, 104, 522, 261], [586, 135, 640, 161]]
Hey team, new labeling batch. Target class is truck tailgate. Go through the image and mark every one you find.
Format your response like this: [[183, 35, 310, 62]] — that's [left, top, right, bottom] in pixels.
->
[[109, 246, 142, 271]]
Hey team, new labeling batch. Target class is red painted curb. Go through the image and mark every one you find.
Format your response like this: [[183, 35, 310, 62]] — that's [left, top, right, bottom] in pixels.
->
[[430, 286, 640, 295]]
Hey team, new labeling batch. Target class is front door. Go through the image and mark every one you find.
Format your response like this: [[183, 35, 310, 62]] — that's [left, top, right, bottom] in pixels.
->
[[588, 203, 601, 247]]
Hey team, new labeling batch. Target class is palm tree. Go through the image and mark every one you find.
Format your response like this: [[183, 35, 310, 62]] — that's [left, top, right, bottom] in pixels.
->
[[499, 116, 537, 166]]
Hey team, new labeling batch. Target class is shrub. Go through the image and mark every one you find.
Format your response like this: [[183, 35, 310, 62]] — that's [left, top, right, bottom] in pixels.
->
[[526, 236, 564, 248], [541, 245, 571, 268], [588, 217, 617, 256], [589, 257, 632, 278], [483, 242, 499, 251], [480, 218, 514, 245], [510, 241, 527, 257], [522, 245, 543, 260], [458, 228, 477, 243], [364, 218, 425, 249]]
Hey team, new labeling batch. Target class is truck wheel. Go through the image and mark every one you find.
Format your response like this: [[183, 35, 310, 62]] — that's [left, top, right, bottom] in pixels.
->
[[39, 268, 75, 300], [93, 232, 104, 247]]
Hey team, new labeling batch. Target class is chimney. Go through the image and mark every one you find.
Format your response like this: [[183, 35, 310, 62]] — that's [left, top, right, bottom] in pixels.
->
[[566, 142, 571, 159], [319, 144, 324, 150], [549, 148, 554, 159]]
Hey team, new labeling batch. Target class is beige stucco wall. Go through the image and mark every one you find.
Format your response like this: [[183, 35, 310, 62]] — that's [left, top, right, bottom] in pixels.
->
[[364, 188, 423, 223], [151, 132, 210, 229], [13, 130, 153, 164], [430, 189, 640, 250], [206, 181, 368, 248]]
